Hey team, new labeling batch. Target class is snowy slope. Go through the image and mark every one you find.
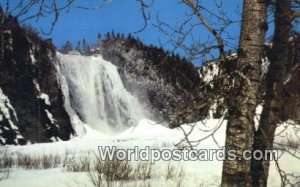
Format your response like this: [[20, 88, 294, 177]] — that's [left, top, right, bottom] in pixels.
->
[[1, 118, 299, 187]]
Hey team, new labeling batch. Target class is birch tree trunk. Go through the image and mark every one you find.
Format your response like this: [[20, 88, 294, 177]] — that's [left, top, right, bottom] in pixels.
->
[[221, 0, 268, 186]]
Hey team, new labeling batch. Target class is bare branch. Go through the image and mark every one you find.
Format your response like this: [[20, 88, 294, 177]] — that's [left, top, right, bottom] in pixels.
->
[[181, 0, 225, 61], [76, 0, 111, 10], [41, 0, 59, 35], [134, 0, 154, 34]]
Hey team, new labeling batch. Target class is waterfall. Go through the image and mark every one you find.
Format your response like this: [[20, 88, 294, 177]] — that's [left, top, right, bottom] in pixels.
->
[[55, 52, 145, 135]]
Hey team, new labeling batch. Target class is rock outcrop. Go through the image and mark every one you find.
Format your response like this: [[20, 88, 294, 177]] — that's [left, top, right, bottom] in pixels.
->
[[0, 11, 73, 145]]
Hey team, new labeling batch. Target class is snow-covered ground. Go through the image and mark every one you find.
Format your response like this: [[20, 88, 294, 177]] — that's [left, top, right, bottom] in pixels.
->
[[1, 118, 299, 187]]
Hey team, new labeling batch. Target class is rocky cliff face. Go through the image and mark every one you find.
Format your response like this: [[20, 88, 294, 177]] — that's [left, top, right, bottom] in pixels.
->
[[0, 12, 73, 145]]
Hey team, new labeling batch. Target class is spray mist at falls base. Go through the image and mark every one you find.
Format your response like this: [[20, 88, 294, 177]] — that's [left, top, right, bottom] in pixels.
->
[[56, 52, 145, 136]]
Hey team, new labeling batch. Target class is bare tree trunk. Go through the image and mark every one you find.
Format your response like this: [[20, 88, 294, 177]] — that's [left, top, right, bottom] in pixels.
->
[[251, 1, 292, 186], [221, 0, 268, 186], [0, 8, 4, 61]]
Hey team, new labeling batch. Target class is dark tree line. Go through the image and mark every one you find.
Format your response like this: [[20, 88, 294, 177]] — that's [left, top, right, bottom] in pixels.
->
[[60, 30, 145, 55]]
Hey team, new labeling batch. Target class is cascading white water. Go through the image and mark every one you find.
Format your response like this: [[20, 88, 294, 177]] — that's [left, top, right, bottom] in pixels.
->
[[55, 52, 145, 135]]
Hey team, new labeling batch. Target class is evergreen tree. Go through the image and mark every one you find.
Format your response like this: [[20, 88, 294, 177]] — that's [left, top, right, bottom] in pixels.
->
[[97, 36, 102, 49], [111, 30, 115, 38], [106, 32, 111, 39], [75, 40, 81, 53], [60, 40, 73, 54], [82, 38, 90, 55], [128, 33, 132, 40]]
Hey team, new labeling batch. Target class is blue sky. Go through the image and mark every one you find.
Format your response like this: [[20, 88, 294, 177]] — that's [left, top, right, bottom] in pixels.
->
[[1, 0, 274, 65]]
